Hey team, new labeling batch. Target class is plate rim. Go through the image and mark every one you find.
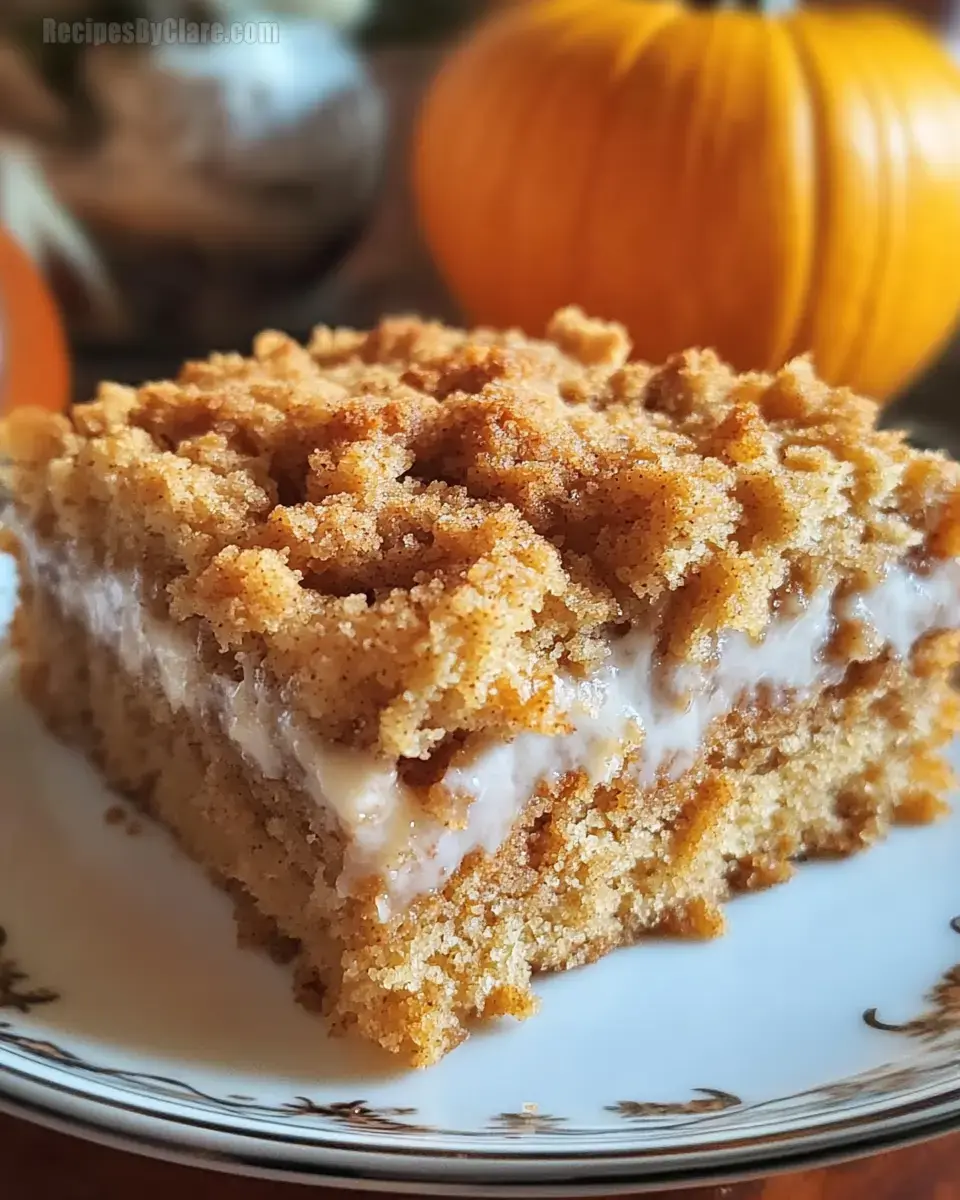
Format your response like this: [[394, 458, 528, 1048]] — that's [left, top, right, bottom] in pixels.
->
[[3, 1074, 960, 1194], [4, 1045, 960, 1192]]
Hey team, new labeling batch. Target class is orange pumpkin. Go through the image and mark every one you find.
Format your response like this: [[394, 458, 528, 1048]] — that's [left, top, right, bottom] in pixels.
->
[[0, 229, 69, 414], [415, 0, 960, 399]]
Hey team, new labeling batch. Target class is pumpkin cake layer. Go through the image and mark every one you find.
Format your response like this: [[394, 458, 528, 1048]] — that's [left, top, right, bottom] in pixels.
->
[[4, 307, 960, 1065], [11, 562, 960, 1064]]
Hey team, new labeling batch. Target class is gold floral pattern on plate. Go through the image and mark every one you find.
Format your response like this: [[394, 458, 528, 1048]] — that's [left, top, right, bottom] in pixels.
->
[[0, 926, 58, 1014], [279, 1099, 433, 1134], [608, 1089, 742, 1119], [5, 914, 960, 1140], [492, 1107, 569, 1134], [863, 916, 960, 1045]]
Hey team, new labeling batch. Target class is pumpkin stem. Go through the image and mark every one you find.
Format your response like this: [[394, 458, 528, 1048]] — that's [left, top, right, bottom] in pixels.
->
[[688, 0, 795, 11]]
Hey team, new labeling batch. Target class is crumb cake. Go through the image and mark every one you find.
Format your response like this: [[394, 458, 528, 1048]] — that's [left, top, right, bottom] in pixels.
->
[[4, 307, 960, 1066]]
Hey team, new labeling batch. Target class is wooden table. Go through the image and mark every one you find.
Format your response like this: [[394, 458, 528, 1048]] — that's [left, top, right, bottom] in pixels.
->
[[2, 1108, 960, 1198]]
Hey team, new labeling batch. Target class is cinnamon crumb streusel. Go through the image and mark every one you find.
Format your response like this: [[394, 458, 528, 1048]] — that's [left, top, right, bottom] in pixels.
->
[[4, 308, 960, 1066], [4, 308, 957, 758]]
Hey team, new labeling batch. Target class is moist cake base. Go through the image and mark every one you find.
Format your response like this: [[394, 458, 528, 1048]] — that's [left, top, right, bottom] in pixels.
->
[[14, 571, 960, 1066]]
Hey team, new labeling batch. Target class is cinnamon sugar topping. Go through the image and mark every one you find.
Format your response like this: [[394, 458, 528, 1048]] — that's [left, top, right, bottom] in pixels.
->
[[3, 308, 960, 764]]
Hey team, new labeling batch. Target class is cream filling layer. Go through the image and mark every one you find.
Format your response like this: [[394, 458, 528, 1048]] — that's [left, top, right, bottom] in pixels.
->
[[10, 525, 960, 915]]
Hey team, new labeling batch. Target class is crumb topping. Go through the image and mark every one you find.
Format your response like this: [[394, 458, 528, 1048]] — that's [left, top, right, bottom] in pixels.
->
[[3, 307, 960, 757]]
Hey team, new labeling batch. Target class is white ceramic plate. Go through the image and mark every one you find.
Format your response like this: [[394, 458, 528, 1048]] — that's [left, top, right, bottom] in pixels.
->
[[3, 562, 960, 1194]]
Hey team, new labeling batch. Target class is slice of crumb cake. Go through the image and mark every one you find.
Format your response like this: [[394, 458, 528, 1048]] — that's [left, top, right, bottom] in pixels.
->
[[3, 307, 960, 1066]]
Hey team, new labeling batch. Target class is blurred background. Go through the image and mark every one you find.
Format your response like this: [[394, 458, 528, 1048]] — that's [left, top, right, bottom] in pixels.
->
[[0, 0, 957, 433]]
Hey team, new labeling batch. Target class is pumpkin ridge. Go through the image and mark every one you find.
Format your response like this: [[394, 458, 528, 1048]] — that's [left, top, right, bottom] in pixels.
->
[[576, 11, 707, 347], [414, 15, 550, 325], [829, 28, 897, 391], [840, 16, 960, 397], [510, 1, 683, 330], [493, 9, 648, 327], [781, 15, 884, 385], [780, 16, 828, 374], [554, 4, 681, 328], [670, 15, 764, 359], [749, 19, 817, 369]]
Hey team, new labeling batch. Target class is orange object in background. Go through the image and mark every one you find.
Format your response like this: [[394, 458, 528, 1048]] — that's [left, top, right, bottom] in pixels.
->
[[415, 0, 960, 402], [0, 231, 69, 414]]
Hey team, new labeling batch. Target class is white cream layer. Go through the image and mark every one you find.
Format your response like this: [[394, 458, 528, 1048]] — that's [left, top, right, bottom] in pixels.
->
[[11, 524, 960, 915]]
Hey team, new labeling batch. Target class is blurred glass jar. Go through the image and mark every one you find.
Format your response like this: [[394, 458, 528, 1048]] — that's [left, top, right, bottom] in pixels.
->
[[0, 8, 385, 350]]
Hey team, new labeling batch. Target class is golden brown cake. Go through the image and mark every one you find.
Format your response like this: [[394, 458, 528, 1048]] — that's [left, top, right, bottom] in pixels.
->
[[3, 307, 960, 1066]]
